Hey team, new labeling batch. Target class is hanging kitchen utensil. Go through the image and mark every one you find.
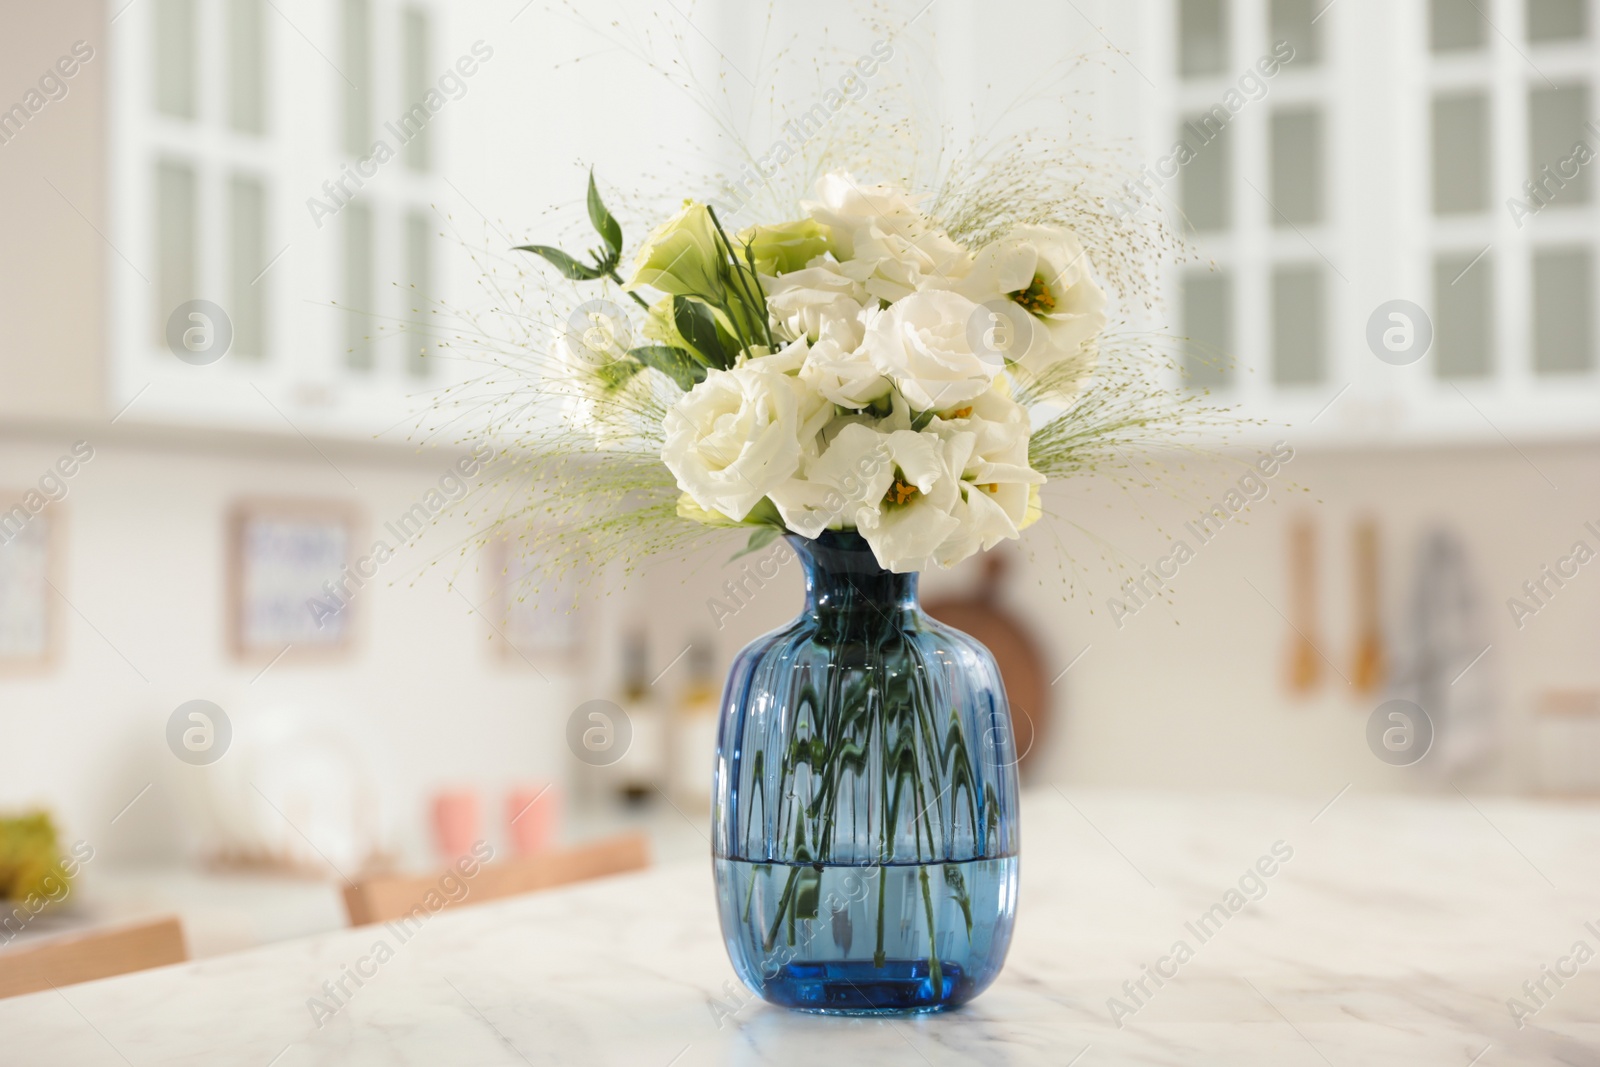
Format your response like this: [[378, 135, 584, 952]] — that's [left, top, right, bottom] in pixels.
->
[[1350, 519, 1388, 696], [1389, 527, 1498, 774], [1287, 516, 1322, 695]]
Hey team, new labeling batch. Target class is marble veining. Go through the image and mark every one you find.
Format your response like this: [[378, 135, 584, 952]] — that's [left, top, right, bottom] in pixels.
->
[[1, 789, 1596, 1066]]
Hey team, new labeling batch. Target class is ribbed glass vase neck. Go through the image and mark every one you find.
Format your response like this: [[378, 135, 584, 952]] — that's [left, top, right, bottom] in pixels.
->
[[790, 531, 919, 616]]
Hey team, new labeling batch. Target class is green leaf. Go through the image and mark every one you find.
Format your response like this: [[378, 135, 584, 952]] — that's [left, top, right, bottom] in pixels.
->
[[741, 497, 783, 528], [593, 356, 645, 392], [512, 244, 602, 281], [586, 170, 624, 257], [672, 296, 731, 368], [729, 524, 782, 561], [627, 345, 706, 391], [793, 866, 821, 922]]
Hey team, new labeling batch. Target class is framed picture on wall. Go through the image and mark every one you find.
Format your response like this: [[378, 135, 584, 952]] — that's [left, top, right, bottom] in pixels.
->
[[0, 506, 59, 670], [488, 532, 583, 666], [228, 500, 362, 660]]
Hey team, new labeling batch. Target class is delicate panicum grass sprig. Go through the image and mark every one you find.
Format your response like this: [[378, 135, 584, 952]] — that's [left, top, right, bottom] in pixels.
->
[[412, 3, 1239, 608], [927, 135, 1187, 317], [415, 231, 726, 604], [1021, 338, 1236, 482]]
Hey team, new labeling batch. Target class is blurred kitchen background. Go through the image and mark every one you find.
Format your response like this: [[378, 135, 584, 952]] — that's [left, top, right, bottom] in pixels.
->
[[2, 0, 1598, 957]]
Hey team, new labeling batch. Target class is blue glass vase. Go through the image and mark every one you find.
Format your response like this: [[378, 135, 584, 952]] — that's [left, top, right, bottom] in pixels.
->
[[712, 531, 1021, 1014]]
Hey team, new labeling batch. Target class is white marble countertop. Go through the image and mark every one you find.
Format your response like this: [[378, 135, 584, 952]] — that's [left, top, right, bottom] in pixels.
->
[[0, 801, 713, 963], [4, 788, 1597, 1066]]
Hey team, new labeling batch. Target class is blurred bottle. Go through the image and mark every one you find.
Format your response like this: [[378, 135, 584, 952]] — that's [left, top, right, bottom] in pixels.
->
[[615, 629, 663, 806], [431, 790, 480, 861], [673, 638, 720, 810], [506, 783, 561, 856]]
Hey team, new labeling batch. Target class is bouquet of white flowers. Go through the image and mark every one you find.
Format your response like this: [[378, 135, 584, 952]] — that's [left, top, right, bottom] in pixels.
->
[[420, 15, 1248, 1012], [516, 168, 1115, 575]]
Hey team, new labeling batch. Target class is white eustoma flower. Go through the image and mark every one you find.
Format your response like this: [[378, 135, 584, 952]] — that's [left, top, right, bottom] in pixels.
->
[[662, 361, 819, 522], [764, 264, 868, 348], [770, 421, 959, 567], [935, 486, 1025, 568], [861, 290, 1001, 411], [751, 335, 811, 374], [768, 422, 896, 538], [548, 328, 654, 451], [925, 387, 1046, 567], [799, 333, 891, 409], [624, 202, 723, 297], [855, 429, 972, 573], [802, 171, 969, 303], [947, 224, 1107, 388], [748, 338, 844, 450]]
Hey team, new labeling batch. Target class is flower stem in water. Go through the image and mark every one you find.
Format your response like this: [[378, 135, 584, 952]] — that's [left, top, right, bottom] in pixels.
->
[[764, 865, 801, 953], [919, 866, 943, 991], [874, 865, 887, 968]]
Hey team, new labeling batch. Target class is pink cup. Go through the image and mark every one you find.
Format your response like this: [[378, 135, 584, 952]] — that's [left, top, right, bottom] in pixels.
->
[[507, 784, 561, 856], [431, 790, 481, 861]]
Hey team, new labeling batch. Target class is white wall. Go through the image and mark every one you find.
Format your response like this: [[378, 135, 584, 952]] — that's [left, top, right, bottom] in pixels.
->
[[6, 429, 1589, 874], [0, 427, 576, 864], [1033, 440, 1600, 797], [610, 440, 1600, 800]]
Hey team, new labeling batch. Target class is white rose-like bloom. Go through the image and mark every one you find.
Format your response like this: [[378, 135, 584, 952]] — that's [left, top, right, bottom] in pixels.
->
[[861, 290, 1001, 411], [751, 335, 811, 374], [770, 387, 1042, 570], [799, 333, 890, 409], [768, 422, 895, 538], [802, 171, 969, 303], [662, 362, 814, 522], [948, 224, 1107, 387], [800, 172, 925, 260], [765, 264, 868, 348], [746, 338, 838, 449], [771, 422, 965, 571]]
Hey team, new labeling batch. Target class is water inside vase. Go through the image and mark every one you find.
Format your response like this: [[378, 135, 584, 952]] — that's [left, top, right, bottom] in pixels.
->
[[715, 856, 1018, 1013]]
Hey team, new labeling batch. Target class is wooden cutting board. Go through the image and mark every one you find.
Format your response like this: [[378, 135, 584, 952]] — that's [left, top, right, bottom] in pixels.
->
[[925, 553, 1050, 778]]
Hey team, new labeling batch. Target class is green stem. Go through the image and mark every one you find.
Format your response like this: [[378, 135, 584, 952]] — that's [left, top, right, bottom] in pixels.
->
[[813, 671, 860, 864], [742, 863, 764, 924], [710, 294, 757, 362], [705, 204, 772, 352], [727, 252, 772, 351], [919, 867, 943, 993], [742, 241, 776, 349], [909, 645, 982, 852], [604, 268, 651, 309], [893, 657, 941, 868], [763, 865, 801, 953], [874, 866, 887, 968], [874, 688, 890, 968], [878, 694, 891, 867]]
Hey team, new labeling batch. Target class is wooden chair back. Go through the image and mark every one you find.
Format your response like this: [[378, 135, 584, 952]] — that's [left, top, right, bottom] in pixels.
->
[[0, 916, 187, 999], [1535, 690, 1600, 797], [343, 832, 650, 926]]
